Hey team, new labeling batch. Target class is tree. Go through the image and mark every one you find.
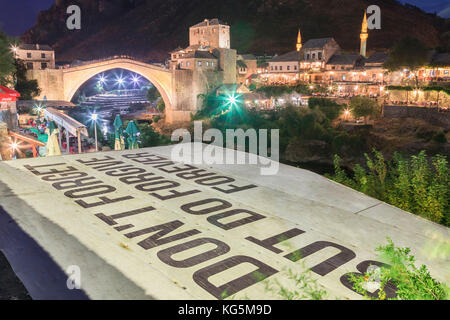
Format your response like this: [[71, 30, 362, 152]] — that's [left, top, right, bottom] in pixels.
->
[[0, 29, 15, 86], [146, 85, 161, 102], [384, 37, 429, 87], [14, 59, 40, 100], [350, 96, 378, 124], [308, 97, 343, 121]]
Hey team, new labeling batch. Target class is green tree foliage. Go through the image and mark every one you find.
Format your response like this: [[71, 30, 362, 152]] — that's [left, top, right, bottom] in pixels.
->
[[146, 85, 161, 102], [255, 84, 311, 97], [0, 29, 16, 86], [384, 37, 429, 86], [328, 150, 449, 226], [14, 59, 41, 100], [156, 98, 165, 113], [137, 123, 171, 147], [350, 238, 449, 300], [350, 96, 379, 123], [308, 97, 343, 121]]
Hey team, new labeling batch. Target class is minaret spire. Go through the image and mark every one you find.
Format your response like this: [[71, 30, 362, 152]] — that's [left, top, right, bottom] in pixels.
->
[[360, 12, 368, 57], [296, 29, 302, 52]]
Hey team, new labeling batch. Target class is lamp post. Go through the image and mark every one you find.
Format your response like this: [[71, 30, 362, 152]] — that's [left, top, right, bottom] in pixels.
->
[[92, 113, 98, 151]]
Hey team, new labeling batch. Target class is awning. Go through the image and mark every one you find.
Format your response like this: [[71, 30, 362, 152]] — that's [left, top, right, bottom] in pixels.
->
[[0, 86, 20, 102]]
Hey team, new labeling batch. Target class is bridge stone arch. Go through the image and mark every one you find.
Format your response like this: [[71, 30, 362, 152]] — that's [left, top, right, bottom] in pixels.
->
[[62, 58, 173, 112]]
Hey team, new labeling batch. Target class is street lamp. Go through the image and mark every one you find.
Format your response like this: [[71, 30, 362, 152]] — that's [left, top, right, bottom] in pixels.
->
[[92, 113, 98, 151]]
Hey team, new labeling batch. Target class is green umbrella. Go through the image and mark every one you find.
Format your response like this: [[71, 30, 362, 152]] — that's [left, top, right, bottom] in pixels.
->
[[47, 120, 57, 135], [125, 120, 139, 150], [113, 115, 125, 150]]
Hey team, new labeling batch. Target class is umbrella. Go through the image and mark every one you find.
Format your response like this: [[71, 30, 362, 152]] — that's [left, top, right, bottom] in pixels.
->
[[113, 115, 125, 150], [125, 120, 139, 150], [45, 121, 61, 156]]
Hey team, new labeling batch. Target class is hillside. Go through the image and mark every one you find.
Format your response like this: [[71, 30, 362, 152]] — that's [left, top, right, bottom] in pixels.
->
[[21, 0, 449, 63]]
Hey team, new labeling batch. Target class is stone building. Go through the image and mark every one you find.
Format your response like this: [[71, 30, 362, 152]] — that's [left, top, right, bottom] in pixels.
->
[[169, 19, 237, 121], [189, 18, 230, 49], [13, 44, 55, 70], [264, 13, 390, 93], [236, 54, 258, 85]]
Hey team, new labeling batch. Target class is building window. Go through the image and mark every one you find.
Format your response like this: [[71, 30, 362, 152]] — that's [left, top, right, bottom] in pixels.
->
[[318, 52, 322, 60], [312, 53, 316, 60], [211, 62, 214, 67], [342, 75, 346, 80], [306, 54, 310, 60], [287, 66, 290, 71], [280, 66, 282, 71], [294, 65, 297, 70], [180, 62, 184, 67], [26, 62, 33, 70], [271, 66, 273, 71], [187, 61, 191, 67], [27, 52, 32, 58], [41, 62, 47, 69], [198, 61, 202, 66], [341, 66, 345, 70], [41, 53, 46, 58], [275, 66, 278, 71], [206, 61, 209, 67]]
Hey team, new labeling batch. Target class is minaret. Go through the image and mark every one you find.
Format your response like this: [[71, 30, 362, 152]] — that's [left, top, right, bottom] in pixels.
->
[[296, 29, 302, 51], [360, 12, 368, 57]]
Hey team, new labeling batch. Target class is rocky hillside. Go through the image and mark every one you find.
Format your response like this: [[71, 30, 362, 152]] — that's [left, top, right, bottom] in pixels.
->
[[21, 0, 449, 63]]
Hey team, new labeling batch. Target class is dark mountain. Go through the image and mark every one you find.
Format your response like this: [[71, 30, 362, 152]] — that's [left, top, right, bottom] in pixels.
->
[[21, 0, 450, 63]]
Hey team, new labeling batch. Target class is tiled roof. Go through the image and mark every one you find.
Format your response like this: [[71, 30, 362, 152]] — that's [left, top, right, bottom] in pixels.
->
[[191, 18, 228, 28], [327, 54, 362, 65], [270, 50, 302, 62], [303, 38, 334, 49], [19, 44, 53, 51], [365, 52, 389, 64], [183, 50, 218, 59]]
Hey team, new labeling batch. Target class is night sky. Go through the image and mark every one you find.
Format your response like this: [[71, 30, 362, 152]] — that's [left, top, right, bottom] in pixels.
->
[[0, 0, 449, 37]]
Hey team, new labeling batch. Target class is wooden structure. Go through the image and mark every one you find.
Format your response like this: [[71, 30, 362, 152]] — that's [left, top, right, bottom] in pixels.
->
[[43, 107, 89, 154], [7, 130, 46, 158]]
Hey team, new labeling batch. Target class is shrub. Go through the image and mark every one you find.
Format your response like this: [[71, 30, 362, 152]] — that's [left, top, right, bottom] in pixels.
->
[[328, 150, 449, 226], [350, 238, 449, 300]]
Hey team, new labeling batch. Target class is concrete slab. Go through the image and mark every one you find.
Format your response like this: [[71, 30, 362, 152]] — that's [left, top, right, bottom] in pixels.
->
[[0, 144, 448, 300]]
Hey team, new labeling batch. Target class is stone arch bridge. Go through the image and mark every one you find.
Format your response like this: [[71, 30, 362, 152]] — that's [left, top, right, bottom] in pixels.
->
[[27, 57, 210, 123]]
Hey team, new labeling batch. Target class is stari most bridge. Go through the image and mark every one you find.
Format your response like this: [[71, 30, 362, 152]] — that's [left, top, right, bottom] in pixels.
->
[[27, 56, 204, 123]]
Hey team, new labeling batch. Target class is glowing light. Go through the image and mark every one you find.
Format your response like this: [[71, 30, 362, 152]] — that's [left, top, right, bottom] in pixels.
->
[[116, 77, 124, 85], [131, 75, 141, 85], [354, 85, 359, 90], [309, 85, 313, 89], [223, 93, 242, 109], [338, 86, 343, 91], [10, 45, 18, 53], [11, 142, 18, 150], [380, 86, 384, 91], [328, 86, 333, 91], [91, 113, 98, 121], [344, 109, 350, 115], [98, 75, 107, 83]]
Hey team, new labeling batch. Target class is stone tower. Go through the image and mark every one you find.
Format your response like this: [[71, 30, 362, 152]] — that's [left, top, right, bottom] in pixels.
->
[[360, 12, 368, 57], [296, 29, 302, 51]]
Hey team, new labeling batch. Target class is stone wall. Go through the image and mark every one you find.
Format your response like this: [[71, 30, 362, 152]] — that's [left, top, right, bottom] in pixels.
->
[[27, 69, 65, 100], [383, 105, 450, 129]]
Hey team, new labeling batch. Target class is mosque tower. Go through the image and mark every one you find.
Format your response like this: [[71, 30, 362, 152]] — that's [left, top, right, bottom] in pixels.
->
[[360, 12, 368, 57], [296, 29, 302, 51]]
